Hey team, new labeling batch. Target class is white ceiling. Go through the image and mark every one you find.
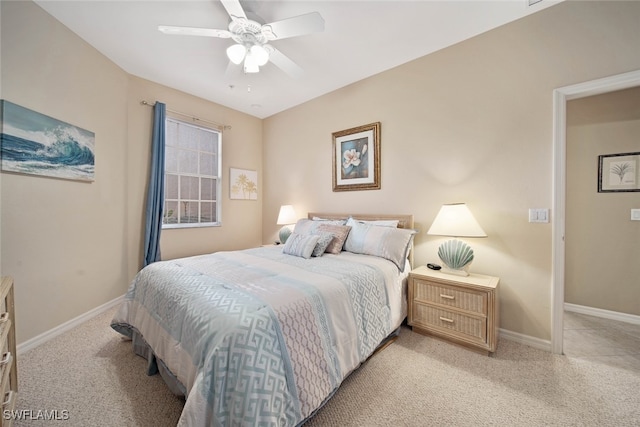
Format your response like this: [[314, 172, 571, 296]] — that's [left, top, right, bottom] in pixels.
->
[[34, 0, 560, 119]]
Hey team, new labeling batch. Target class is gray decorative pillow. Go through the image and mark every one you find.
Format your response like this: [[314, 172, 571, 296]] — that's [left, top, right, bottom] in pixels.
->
[[316, 223, 351, 254], [282, 232, 320, 259], [311, 232, 335, 257], [344, 221, 416, 271]]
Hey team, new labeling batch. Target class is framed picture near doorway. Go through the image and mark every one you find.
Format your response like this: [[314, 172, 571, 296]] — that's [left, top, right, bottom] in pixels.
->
[[598, 152, 640, 192]]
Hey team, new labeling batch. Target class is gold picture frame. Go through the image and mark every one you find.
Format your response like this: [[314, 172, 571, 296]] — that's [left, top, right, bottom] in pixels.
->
[[332, 122, 381, 192]]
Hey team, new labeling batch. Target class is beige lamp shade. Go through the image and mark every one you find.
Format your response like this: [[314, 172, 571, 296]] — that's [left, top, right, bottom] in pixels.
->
[[427, 203, 487, 237], [277, 205, 297, 244], [277, 205, 297, 225]]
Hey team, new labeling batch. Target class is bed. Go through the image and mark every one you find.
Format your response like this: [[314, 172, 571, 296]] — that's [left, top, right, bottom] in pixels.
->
[[111, 213, 415, 426]]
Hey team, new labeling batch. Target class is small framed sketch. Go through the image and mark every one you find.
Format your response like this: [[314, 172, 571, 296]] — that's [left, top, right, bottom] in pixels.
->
[[230, 167, 258, 200], [332, 122, 381, 192], [598, 152, 640, 193]]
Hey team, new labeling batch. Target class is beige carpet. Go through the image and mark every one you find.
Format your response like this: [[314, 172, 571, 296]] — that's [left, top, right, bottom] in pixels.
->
[[14, 307, 640, 426]]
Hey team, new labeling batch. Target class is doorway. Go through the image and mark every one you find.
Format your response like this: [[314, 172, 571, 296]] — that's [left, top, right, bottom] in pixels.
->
[[551, 69, 640, 354]]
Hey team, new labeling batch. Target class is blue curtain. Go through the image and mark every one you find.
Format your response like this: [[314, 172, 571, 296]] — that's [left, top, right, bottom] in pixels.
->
[[143, 102, 166, 267]]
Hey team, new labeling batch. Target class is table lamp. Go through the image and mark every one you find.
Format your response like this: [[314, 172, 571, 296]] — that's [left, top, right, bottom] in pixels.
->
[[277, 205, 297, 244], [427, 203, 487, 276]]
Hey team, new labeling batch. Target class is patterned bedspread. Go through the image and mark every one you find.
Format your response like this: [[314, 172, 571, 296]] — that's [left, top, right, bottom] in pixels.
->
[[111, 246, 406, 426]]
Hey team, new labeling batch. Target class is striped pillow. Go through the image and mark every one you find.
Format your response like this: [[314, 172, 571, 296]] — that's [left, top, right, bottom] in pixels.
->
[[343, 220, 416, 271], [282, 232, 320, 259]]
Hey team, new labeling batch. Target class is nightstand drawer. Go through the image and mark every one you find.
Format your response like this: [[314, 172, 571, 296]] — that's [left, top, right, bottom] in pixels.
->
[[413, 278, 487, 315], [412, 303, 487, 342]]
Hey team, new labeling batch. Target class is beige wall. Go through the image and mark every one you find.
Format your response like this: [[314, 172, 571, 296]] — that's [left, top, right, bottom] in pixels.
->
[[1, 0, 129, 344], [566, 87, 640, 315], [262, 1, 640, 340], [1, 1, 263, 344]]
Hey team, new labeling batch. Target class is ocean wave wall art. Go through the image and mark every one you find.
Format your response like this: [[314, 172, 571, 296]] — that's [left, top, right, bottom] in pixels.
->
[[1, 100, 95, 182]]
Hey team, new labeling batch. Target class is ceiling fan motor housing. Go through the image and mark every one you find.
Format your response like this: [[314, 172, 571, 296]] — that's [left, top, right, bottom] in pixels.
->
[[228, 19, 273, 46]]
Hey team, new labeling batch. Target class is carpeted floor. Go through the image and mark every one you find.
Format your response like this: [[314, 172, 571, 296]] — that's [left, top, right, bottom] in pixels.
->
[[13, 307, 640, 426]]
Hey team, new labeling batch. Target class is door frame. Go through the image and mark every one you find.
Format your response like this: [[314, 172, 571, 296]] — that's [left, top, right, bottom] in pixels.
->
[[551, 69, 640, 354]]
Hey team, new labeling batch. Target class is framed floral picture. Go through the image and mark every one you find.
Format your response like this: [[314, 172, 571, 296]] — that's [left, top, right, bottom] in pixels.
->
[[598, 152, 640, 192], [332, 122, 381, 192]]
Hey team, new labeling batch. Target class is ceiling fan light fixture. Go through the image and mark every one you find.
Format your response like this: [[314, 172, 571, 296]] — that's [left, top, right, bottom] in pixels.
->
[[243, 53, 260, 73], [250, 45, 269, 66], [226, 44, 246, 65]]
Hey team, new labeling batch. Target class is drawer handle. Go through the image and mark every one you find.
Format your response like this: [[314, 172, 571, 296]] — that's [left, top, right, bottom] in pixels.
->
[[0, 313, 8, 323], [3, 390, 14, 407], [0, 352, 11, 366], [439, 316, 454, 323], [440, 294, 455, 300]]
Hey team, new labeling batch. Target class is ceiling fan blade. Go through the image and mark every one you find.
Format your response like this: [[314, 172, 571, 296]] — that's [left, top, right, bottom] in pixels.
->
[[158, 25, 231, 38], [220, 0, 247, 21], [262, 12, 324, 41], [264, 45, 303, 78]]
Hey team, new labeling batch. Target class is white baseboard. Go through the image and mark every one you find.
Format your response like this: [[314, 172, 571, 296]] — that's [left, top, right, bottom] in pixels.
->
[[493, 304, 640, 354], [564, 303, 640, 325], [499, 328, 551, 352], [17, 295, 124, 356]]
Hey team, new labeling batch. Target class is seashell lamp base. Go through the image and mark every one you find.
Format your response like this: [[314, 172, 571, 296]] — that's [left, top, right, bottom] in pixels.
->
[[437, 239, 475, 277], [440, 264, 471, 277]]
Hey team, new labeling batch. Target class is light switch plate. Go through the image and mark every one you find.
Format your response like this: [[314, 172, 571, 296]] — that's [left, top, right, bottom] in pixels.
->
[[529, 208, 549, 223], [632, 209, 640, 221]]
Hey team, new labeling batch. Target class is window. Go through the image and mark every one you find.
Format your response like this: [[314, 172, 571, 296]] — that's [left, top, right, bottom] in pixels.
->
[[163, 117, 221, 228]]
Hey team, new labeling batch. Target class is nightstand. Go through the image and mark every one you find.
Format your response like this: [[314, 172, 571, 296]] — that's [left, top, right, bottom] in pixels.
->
[[408, 266, 499, 355]]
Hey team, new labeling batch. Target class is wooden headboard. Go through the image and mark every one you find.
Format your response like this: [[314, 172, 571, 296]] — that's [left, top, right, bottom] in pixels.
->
[[307, 212, 415, 266]]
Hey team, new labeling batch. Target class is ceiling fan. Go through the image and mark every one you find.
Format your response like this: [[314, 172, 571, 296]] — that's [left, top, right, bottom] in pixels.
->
[[158, 0, 324, 77]]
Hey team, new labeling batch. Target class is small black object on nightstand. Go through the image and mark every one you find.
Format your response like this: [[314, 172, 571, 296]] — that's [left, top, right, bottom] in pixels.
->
[[427, 263, 441, 270]]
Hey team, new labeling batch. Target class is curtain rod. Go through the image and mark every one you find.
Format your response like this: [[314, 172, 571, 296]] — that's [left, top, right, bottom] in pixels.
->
[[140, 100, 231, 130]]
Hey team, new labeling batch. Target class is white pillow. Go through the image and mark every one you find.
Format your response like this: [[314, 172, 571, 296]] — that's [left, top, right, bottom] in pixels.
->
[[282, 232, 320, 259], [312, 217, 348, 225], [293, 219, 318, 235], [344, 221, 416, 271], [346, 217, 399, 228]]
